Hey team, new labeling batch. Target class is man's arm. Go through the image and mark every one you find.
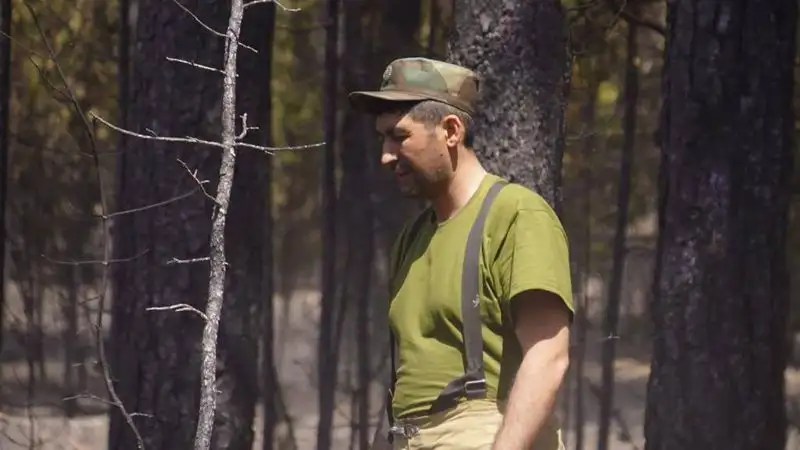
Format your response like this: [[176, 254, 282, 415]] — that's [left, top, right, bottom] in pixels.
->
[[491, 289, 571, 450]]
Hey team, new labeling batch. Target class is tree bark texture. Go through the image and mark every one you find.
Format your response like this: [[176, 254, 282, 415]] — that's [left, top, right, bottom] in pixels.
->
[[644, 0, 796, 448], [341, 1, 375, 447], [109, 1, 255, 449], [227, 4, 277, 450], [0, 0, 10, 362], [446, 0, 570, 209], [316, 0, 340, 447]]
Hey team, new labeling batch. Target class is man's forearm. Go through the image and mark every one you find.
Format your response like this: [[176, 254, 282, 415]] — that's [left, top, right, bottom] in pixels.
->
[[492, 353, 569, 450]]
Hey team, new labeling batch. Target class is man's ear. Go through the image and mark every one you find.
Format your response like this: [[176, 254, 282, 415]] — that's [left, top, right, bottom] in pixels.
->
[[441, 114, 465, 147]]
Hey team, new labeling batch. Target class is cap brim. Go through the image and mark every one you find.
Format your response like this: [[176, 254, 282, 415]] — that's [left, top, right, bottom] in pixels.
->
[[348, 90, 431, 113]]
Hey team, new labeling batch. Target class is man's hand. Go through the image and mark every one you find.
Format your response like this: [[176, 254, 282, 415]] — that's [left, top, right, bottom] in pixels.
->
[[492, 289, 571, 450]]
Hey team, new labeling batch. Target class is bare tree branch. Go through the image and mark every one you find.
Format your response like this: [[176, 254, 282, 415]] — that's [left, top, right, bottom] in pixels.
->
[[171, 0, 258, 53], [90, 112, 325, 154], [99, 188, 202, 219], [41, 249, 150, 266], [146, 304, 208, 321], [166, 56, 229, 75], [23, 3, 147, 448], [244, 0, 301, 12], [167, 256, 208, 265]]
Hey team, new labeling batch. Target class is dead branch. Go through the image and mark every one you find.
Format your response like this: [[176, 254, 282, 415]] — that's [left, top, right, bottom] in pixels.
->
[[41, 249, 150, 266], [244, 0, 301, 11], [99, 188, 202, 219], [192, 0, 244, 447], [176, 159, 219, 205], [171, 0, 258, 53], [166, 56, 230, 75], [90, 112, 324, 154], [24, 2, 147, 448], [146, 304, 208, 321]]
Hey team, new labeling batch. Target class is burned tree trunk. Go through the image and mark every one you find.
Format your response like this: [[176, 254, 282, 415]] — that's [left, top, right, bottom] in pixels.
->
[[0, 0, 9, 364], [316, 0, 340, 448], [643, 0, 796, 448], [109, 1, 257, 449], [340, 1, 376, 447], [446, 0, 570, 207]]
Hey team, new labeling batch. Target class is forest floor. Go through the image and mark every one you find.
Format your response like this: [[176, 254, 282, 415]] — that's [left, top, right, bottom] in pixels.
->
[[2, 288, 800, 450]]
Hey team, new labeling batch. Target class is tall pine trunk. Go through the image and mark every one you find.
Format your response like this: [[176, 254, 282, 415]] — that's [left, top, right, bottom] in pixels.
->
[[0, 0, 10, 368], [341, 1, 376, 446], [446, 0, 570, 208], [109, 2, 258, 448], [644, 0, 796, 447], [316, 0, 340, 447]]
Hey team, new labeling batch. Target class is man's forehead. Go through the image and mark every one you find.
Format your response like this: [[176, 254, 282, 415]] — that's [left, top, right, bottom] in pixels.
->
[[374, 111, 407, 133]]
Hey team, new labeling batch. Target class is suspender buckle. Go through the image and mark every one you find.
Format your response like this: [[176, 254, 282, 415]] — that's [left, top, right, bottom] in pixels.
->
[[464, 378, 487, 398], [389, 423, 420, 438]]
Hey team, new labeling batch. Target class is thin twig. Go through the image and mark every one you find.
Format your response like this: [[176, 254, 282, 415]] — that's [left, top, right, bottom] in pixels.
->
[[166, 256, 217, 265], [24, 4, 147, 448], [176, 159, 219, 204], [171, 0, 258, 53], [99, 188, 201, 219], [91, 112, 325, 154], [41, 249, 150, 266], [166, 56, 229, 75], [91, 112, 226, 148], [146, 304, 209, 321], [244, 0, 301, 12]]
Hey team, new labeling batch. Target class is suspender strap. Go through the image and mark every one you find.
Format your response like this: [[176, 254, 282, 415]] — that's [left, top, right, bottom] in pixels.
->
[[428, 179, 507, 414]]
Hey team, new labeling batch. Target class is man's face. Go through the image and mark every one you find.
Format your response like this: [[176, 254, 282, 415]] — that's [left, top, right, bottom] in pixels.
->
[[375, 110, 452, 198]]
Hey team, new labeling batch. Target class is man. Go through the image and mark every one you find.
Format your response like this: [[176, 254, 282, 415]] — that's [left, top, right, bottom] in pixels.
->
[[349, 57, 574, 450]]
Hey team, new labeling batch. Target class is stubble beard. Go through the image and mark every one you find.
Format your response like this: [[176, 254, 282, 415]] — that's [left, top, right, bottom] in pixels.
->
[[398, 167, 449, 200]]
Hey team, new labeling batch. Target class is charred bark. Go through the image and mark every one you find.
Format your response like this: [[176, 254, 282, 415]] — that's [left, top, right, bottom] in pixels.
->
[[316, 0, 340, 447], [341, 1, 375, 447], [0, 0, 9, 363], [109, 1, 251, 448], [644, 0, 796, 448], [446, 0, 570, 208]]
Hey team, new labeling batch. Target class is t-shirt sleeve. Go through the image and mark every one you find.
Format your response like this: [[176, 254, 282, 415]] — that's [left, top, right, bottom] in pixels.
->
[[492, 207, 574, 315]]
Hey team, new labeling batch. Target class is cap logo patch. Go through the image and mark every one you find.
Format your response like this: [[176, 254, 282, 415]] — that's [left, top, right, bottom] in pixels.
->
[[381, 65, 393, 88]]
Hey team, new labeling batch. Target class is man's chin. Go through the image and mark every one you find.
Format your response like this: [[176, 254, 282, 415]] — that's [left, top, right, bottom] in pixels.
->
[[397, 183, 421, 198]]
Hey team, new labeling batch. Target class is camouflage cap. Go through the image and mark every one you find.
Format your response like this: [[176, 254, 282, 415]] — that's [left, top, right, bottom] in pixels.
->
[[348, 57, 480, 116]]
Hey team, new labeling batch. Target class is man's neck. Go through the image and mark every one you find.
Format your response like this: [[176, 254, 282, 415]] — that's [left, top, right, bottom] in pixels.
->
[[430, 156, 487, 222]]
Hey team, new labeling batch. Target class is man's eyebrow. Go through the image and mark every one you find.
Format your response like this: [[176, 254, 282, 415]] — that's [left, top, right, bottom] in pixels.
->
[[376, 125, 398, 136]]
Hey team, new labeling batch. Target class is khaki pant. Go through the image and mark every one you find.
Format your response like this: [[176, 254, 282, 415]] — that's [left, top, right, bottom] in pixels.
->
[[388, 399, 565, 450]]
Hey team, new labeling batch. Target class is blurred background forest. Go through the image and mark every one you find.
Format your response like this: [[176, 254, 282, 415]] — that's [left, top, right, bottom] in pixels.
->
[[0, 0, 798, 449]]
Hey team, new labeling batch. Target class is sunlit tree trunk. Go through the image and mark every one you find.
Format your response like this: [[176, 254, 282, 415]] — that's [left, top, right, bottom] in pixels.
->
[[446, 0, 570, 209]]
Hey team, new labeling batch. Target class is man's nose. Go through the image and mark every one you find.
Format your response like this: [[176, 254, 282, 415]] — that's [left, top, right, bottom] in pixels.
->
[[380, 145, 397, 167]]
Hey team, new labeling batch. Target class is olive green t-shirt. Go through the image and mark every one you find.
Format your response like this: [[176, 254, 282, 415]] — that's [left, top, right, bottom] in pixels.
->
[[387, 173, 574, 419]]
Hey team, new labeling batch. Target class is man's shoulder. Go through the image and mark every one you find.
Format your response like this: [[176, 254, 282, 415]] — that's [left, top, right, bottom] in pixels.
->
[[488, 176, 558, 222]]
